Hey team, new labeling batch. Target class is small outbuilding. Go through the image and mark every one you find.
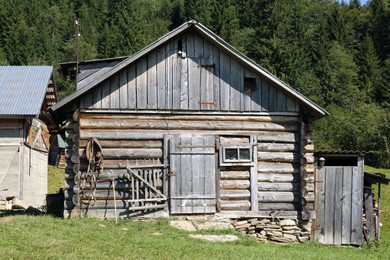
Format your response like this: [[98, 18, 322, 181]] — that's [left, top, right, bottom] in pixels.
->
[[50, 21, 333, 242], [0, 66, 57, 208], [314, 151, 389, 246]]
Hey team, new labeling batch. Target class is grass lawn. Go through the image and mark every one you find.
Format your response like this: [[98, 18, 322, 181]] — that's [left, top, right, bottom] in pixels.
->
[[0, 166, 389, 259], [48, 165, 64, 194]]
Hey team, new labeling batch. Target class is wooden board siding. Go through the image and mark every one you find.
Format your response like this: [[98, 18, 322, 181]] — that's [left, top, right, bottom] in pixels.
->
[[314, 166, 363, 246], [63, 112, 303, 218], [80, 31, 299, 114], [0, 145, 21, 199], [22, 147, 48, 207]]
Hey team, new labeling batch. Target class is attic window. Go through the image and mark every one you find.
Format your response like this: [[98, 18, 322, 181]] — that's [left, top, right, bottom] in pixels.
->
[[244, 77, 257, 92]]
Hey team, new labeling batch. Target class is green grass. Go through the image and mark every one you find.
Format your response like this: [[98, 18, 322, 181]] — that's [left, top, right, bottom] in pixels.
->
[[365, 165, 390, 176], [0, 215, 390, 260], [48, 165, 64, 194], [2, 165, 387, 259]]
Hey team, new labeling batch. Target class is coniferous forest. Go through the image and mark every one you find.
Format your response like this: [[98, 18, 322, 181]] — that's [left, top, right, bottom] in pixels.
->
[[0, 0, 389, 167]]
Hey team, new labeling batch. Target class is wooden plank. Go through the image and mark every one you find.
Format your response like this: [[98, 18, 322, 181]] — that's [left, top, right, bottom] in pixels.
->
[[81, 91, 92, 109], [250, 135, 258, 211], [251, 74, 262, 111], [79, 140, 162, 149], [257, 202, 299, 211], [334, 168, 343, 245], [364, 187, 375, 240], [157, 47, 166, 109], [110, 73, 120, 109], [244, 68, 254, 111], [277, 90, 286, 111], [257, 131, 298, 143], [258, 173, 299, 183], [219, 51, 230, 110], [101, 79, 111, 108], [258, 191, 300, 203], [258, 162, 299, 174], [257, 143, 299, 152], [261, 79, 269, 111], [136, 58, 148, 109], [220, 171, 250, 180], [181, 137, 193, 213], [213, 44, 220, 110], [79, 148, 162, 159], [180, 36, 189, 110], [165, 42, 173, 110], [229, 58, 242, 111], [187, 32, 200, 110], [172, 45, 181, 110], [220, 180, 250, 189], [128, 65, 136, 109], [80, 118, 299, 132], [81, 113, 300, 123], [203, 137, 216, 211], [258, 152, 299, 163], [92, 82, 102, 109], [200, 40, 214, 110], [285, 95, 297, 112], [268, 84, 277, 111], [324, 167, 336, 244], [147, 51, 158, 109], [258, 182, 300, 192], [351, 166, 363, 245], [314, 166, 325, 243], [220, 200, 251, 211], [220, 189, 250, 200], [119, 69, 128, 109]]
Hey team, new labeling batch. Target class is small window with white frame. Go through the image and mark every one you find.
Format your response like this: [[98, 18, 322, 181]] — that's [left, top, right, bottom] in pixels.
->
[[220, 144, 253, 166]]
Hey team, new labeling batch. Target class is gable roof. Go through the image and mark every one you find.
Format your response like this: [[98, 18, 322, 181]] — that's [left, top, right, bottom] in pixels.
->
[[59, 56, 128, 88], [0, 66, 54, 117], [50, 20, 328, 119]]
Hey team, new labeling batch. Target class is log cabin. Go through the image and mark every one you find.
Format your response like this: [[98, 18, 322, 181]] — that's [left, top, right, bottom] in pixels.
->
[[50, 21, 329, 242], [0, 66, 57, 208]]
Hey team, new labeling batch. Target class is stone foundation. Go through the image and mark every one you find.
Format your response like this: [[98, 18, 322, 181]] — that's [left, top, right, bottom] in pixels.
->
[[231, 218, 312, 243]]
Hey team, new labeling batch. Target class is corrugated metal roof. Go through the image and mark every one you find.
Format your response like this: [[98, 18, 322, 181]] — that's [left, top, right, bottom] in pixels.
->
[[315, 150, 366, 155], [0, 66, 52, 116]]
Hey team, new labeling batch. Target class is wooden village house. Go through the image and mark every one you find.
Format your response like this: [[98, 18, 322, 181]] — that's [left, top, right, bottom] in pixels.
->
[[0, 66, 57, 209], [49, 21, 383, 245]]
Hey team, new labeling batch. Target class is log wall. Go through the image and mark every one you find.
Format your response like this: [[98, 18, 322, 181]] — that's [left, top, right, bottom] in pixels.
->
[[64, 111, 313, 218]]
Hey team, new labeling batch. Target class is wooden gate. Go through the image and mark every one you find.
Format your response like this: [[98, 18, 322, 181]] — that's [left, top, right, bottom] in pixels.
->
[[169, 136, 216, 214], [314, 166, 363, 245]]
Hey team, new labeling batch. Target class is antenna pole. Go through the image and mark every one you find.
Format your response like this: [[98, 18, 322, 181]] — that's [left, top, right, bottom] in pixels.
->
[[75, 19, 81, 84]]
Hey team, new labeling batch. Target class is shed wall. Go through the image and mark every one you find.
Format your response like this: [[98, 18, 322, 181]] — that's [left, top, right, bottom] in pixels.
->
[[0, 119, 23, 199]]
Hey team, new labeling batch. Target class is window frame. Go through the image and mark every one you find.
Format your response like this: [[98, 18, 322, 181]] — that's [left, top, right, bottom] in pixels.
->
[[219, 144, 254, 166]]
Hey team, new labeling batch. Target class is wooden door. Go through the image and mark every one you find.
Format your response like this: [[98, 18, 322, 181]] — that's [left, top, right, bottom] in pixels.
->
[[169, 136, 216, 214], [314, 166, 363, 245]]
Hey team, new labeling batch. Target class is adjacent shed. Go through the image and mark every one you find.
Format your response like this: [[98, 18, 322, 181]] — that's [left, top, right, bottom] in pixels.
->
[[314, 151, 389, 246], [50, 21, 328, 233], [0, 66, 57, 208]]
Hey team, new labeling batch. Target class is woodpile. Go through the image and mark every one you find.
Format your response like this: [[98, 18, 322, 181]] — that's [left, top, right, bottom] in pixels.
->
[[230, 218, 311, 243]]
